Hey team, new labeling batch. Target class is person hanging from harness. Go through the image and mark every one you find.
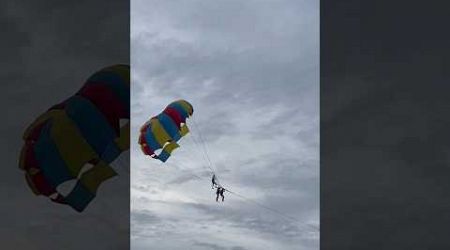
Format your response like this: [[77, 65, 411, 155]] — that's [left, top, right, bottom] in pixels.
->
[[219, 187, 225, 202], [211, 174, 218, 189], [216, 186, 225, 202]]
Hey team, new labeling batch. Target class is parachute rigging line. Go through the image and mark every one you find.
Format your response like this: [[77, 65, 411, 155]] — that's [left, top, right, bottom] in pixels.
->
[[164, 161, 298, 224], [223, 187, 298, 222], [186, 129, 215, 176], [191, 116, 221, 185]]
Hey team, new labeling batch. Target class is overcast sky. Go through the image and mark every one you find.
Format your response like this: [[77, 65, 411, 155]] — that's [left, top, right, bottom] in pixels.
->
[[131, 1, 319, 249]]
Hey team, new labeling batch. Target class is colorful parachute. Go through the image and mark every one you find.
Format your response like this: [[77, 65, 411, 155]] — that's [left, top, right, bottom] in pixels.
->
[[18, 64, 130, 212], [139, 100, 193, 162]]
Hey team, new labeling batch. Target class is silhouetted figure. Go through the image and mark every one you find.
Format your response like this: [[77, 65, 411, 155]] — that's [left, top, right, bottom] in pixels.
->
[[211, 174, 217, 189], [216, 187, 221, 202], [219, 187, 225, 202]]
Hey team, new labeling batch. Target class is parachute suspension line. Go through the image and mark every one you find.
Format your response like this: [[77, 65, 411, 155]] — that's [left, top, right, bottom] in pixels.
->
[[187, 137, 218, 186], [163, 161, 204, 181], [175, 135, 205, 170], [185, 131, 214, 175], [187, 128, 208, 165], [223, 187, 298, 223], [189, 117, 213, 172], [191, 116, 220, 182], [163, 164, 297, 224], [159, 160, 302, 227]]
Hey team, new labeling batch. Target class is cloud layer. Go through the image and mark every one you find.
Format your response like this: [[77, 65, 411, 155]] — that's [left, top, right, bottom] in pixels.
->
[[131, 0, 319, 249]]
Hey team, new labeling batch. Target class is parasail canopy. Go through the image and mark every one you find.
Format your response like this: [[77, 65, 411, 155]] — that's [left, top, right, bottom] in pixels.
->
[[138, 100, 193, 162], [18, 64, 130, 212]]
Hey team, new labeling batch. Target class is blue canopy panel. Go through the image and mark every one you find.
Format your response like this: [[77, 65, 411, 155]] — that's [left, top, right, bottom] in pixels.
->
[[158, 150, 170, 162], [33, 121, 74, 188], [157, 141, 180, 162], [63, 181, 95, 212], [145, 126, 162, 152], [64, 96, 120, 162], [101, 142, 122, 163], [157, 113, 181, 141]]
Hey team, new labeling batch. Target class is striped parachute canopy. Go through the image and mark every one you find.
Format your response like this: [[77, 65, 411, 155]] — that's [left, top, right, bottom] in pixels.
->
[[18, 64, 130, 212], [139, 100, 193, 162]]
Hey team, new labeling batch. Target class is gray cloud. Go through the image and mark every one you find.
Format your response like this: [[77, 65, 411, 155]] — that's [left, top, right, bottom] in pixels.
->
[[193, 241, 229, 250], [131, 0, 318, 249]]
